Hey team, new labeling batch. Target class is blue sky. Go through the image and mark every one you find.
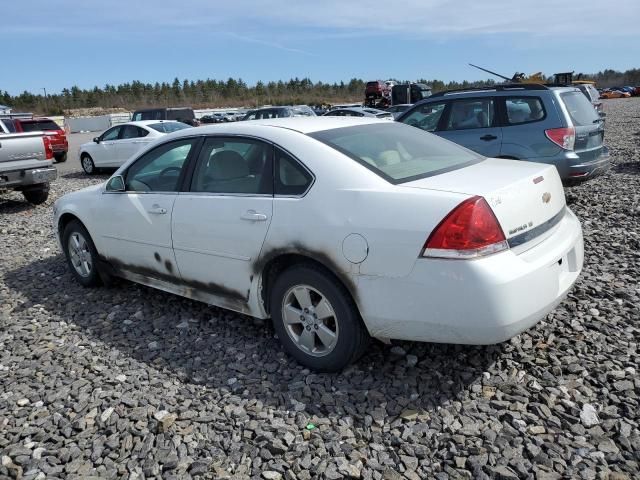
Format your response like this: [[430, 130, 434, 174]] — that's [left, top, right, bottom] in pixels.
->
[[3, 0, 639, 95]]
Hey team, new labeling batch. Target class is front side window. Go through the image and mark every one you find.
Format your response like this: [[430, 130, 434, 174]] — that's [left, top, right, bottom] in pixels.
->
[[505, 97, 546, 125], [125, 138, 195, 192], [275, 148, 313, 196], [190, 137, 273, 195], [446, 98, 494, 130], [101, 126, 122, 141], [400, 102, 446, 132], [311, 122, 482, 184]]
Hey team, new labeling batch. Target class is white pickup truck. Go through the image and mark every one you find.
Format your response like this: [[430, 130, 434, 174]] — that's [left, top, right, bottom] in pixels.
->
[[0, 131, 57, 204]]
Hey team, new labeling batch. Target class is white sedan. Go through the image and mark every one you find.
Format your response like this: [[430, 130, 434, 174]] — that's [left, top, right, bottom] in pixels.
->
[[54, 117, 583, 371], [78, 120, 192, 174]]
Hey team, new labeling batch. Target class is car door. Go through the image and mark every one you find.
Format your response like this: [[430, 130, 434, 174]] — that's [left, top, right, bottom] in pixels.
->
[[437, 97, 502, 157], [93, 137, 201, 279], [118, 125, 151, 163], [92, 126, 123, 167], [171, 136, 274, 305]]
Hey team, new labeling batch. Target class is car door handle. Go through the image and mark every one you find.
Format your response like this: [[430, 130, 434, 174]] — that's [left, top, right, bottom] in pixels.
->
[[241, 210, 268, 221], [148, 206, 167, 215], [480, 134, 498, 141]]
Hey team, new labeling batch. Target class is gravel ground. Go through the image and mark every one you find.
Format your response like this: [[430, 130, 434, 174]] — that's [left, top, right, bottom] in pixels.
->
[[1, 100, 638, 480]]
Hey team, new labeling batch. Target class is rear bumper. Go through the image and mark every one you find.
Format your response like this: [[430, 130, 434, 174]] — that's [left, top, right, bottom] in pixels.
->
[[355, 208, 583, 344], [0, 166, 57, 189], [528, 147, 610, 182]]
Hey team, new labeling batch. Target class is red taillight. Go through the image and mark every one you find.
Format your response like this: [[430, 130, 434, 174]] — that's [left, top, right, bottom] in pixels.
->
[[42, 136, 54, 160], [423, 196, 508, 259], [545, 127, 575, 150]]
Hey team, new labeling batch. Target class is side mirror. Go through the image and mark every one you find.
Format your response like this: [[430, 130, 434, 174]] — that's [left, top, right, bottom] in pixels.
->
[[106, 175, 125, 192], [93, 137, 100, 143]]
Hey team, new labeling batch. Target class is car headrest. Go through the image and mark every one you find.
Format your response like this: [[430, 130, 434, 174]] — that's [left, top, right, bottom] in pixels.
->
[[208, 150, 249, 180]]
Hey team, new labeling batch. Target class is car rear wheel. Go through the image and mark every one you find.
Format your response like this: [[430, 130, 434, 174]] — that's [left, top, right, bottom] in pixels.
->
[[62, 220, 101, 287], [54, 152, 67, 163], [22, 184, 49, 205], [270, 264, 369, 371], [81, 154, 96, 175]]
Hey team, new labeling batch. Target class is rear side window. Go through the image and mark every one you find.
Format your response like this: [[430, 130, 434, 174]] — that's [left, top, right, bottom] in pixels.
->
[[311, 122, 482, 184], [446, 99, 494, 130], [275, 148, 313, 196], [504, 97, 545, 125], [400, 102, 446, 132], [19, 120, 61, 132], [148, 122, 191, 133], [560, 91, 599, 126]]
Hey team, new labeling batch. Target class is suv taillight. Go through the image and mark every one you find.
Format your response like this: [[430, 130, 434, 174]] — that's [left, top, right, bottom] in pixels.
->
[[422, 196, 508, 259], [42, 136, 54, 160], [545, 127, 575, 150]]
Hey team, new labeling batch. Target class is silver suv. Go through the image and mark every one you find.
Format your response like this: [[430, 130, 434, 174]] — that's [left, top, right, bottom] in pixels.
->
[[397, 84, 610, 182]]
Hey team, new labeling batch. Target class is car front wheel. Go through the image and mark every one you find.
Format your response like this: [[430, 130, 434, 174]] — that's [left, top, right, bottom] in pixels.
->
[[270, 264, 369, 372], [81, 154, 96, 175], [62, 220, 101, 287]]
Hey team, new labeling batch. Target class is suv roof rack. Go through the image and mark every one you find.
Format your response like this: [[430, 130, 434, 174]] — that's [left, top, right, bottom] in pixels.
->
[[429, 83, 549, 98]]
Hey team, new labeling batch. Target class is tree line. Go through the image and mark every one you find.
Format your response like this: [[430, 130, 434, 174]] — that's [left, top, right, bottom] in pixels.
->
[[1, 68, 638, 115]]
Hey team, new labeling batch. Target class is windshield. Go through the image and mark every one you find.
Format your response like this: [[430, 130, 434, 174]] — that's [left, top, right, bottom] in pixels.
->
[[561, 91, 599, 126], [148, 122, 192, 133], [310, 123, 482, 184], [20, 120, 61, 132]]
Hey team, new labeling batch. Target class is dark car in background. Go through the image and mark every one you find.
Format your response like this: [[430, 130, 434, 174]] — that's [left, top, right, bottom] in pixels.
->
[[241, 106, 316, 120], [397, 84, 610, 182], [131, 107, 200, 126], [8, 117, 69, 163]]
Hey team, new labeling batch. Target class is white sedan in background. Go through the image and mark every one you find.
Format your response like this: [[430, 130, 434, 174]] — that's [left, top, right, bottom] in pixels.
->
[[54, 117, 583, 371], [78, 120, 192, 174]]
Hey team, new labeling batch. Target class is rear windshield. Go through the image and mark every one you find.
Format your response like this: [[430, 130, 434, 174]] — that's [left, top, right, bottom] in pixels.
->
[[561, 91, 599, 126], [366, 82, 380, 88], [148, 122, 192, 133], [310, 123, 482, 184], [20, 120, 61, 132]]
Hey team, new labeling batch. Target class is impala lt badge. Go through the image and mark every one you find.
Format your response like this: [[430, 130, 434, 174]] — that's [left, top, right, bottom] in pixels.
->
[[542, 192, 551, 204]]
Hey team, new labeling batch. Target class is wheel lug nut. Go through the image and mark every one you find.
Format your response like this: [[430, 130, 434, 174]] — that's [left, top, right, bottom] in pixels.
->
[[306, 325, 311, 331], [300, 315, 305, 321], [314, 324, 319, 330], [304, 308, 309, 313]]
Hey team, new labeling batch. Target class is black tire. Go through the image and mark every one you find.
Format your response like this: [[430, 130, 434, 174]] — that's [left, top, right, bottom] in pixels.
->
[[270, 264, 369, 372], [62, 220, 102, 287], [22, 184, 49, 205], [81, 154, 96, 175], [54, 151, 68, 163]]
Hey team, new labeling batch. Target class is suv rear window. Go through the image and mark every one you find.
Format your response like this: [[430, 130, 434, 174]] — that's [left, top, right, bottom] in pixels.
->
[[311, 123, 482, 184], [560, 91, 599, 126], [19, 120, 61, 132], [167, 109, 195, 121]]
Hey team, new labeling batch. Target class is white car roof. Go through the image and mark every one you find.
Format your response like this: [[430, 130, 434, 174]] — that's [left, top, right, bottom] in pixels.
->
[[185, 117, 384, 135], [124, 120, 182, 127]]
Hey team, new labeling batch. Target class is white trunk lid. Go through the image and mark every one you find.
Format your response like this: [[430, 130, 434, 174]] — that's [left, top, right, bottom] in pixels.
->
[[403, 158, 566, 244]]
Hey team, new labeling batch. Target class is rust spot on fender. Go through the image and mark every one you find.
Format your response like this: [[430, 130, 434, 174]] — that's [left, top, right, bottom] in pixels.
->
[[164, 260, 173, 273], [154, 252, 161, 262]]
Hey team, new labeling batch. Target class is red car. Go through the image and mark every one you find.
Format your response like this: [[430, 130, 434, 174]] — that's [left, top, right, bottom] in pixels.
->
[[13, 117, 68, 162]]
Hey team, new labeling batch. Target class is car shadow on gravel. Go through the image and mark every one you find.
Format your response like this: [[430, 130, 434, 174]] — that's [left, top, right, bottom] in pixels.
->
[[614, 161, 640, 175], [0, 197, 40, 214], [60, 171, 112, 180], [4, 255, 501, 422]]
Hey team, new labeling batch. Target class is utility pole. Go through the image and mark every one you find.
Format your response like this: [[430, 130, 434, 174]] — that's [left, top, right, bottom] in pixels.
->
[[42, 87, 48, 113]]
